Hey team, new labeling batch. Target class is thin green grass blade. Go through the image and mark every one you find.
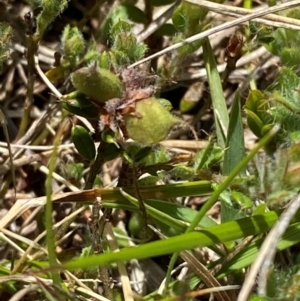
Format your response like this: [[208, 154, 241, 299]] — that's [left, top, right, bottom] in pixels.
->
[[53, 209, 291, 271], [223, 90, 245, 175], [203, 37, 229, 148], [45, 124, 64, 286], [217, 221, 300, 278], [222, 90, 246, 222], [104, 199, 217, 228]]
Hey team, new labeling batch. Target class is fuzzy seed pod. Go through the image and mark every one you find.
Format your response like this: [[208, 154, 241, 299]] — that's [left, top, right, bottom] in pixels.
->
[[71, 64, 124, 103], [124, 98, 181, 144]]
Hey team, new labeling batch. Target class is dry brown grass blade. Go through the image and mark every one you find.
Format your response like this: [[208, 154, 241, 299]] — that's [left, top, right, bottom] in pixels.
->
[[186, 0, 300, 30], [105, 223, 134, 301], [0, 191, 94, 229], [181, 251, 232, 301]]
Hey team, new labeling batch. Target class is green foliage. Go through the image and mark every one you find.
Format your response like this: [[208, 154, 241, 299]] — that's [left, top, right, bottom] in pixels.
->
[[265, 265, 300, 300], [246, 8, 300, 150], [0, 23, 12, 74], [128, 213, 152, 238], [172, 2, 207, 36], [102, 143, 122, 162], [203, 37, 229, 148], [155, 23, 177, 37], [125, 144, 152, 163], [245, 68, 300, 151], [231, 190, 253, 210], [158, 1, 211, 80], [266, 27, 300, 68], [33, 0, 69, 38], [110, 20, 147, 65], [245, 90, 273, 138], [101, 4, 147, 44], [61, 25, 85, 66], [61, 91, 92, 108], [5, 1, 300, 300], [98, 50, 118, 70], [194, 139, 223, 170], [71, 125, 96, 161], [223, 91, 245, 175], [63, 162, 84, 182], [143, 146, 170, 166]]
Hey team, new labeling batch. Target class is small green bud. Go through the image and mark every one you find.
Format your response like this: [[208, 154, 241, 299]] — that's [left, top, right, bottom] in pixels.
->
[[101, 129, 117, 144], [61, 25, 85, 62], [99, 51, 117, 70], [71, 64, 124, 103]]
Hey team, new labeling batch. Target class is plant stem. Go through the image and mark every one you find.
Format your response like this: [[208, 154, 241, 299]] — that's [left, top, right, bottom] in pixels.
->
[[45, 120, 69, 287], [17, 13, 38, 139]]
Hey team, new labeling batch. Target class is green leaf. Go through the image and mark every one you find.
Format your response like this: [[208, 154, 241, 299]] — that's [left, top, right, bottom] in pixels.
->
[[231, 191, 253, 209], [244, 109, 264, 138], [203, 38, 229, 148], [223, 91, 245, 175], [133, 146, 153, 163], [35, 0, 69, 38], [155, 23, 177, 37], [102, 143, 122, 162], [281, 47, 300, 67], [194, 137, 223, 170], [71, 125, 96, 161], [61, 91, 92, 108], [172, 2, 207, 35], [61, 102, 99, 119], [245, 90, 273, 138], [98, 50, 117, 70]]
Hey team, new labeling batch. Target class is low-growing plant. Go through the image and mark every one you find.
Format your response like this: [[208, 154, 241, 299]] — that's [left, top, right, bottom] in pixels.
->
[[2, 1, 300, 301]]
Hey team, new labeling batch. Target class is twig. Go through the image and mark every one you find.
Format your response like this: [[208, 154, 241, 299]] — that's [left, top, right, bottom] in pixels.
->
[[185, 0, 300, 30], [137, 1, 179, 43], [34, 55, 62, 98]]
